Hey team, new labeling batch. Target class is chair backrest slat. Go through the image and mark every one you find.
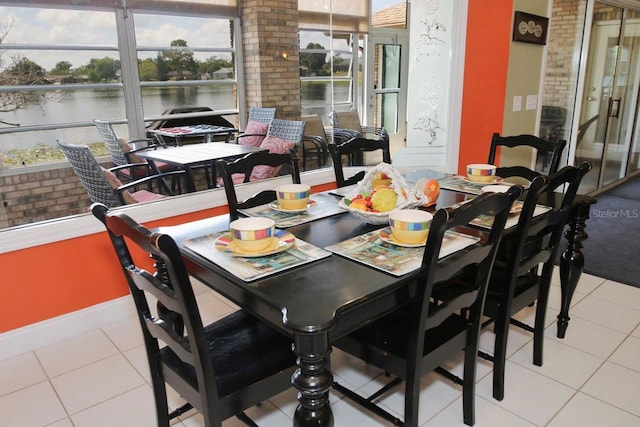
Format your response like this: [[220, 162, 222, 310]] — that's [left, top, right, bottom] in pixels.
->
[[94, 119, 129, 167], [413, 185, 522, 379], [91, 203, 219, 406], [423, 187, 521, 290], [502, 162, 592, 301], [328, 137, 391, 187], [128, 267, 181, 313], [266, 119, 306, 145], [217, 150, 301, 220], [488, 133, 567, 180], [58, 140, 123, 207], [248, 107, 276, 125], [301, 113, 328, 144]]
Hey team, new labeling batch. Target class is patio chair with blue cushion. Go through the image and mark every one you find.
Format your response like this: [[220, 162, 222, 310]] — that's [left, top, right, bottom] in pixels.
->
[[259, 119, 306, 175], [235, 107, 277, 148], [248, 107, 276, 124]]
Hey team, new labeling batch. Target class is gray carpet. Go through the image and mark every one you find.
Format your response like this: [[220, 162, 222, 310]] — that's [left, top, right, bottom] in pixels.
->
[[581, 174, 640, 287]]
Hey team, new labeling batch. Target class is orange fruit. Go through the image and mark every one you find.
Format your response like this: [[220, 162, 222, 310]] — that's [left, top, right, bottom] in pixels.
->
[[349, 198, 368, 211], [422, 179, 440, 205]]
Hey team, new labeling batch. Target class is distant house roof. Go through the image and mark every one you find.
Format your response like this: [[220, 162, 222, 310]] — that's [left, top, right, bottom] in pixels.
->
[[372, 2, 407, 28], [212, 67, 233, 79]]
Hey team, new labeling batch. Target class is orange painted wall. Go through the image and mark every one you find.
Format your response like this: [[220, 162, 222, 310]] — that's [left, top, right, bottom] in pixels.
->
[[1, 5, 517, 334], [2, 11, 516, 334], [458, 0, 513, 175], [2, 8, 516, 333], [1, 183, 336, 333]]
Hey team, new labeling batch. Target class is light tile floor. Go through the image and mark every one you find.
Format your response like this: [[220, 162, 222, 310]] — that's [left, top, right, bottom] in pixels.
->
[[3, 271, 640, 427]]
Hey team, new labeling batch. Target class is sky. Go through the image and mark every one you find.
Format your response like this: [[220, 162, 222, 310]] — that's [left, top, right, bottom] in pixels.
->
[[0, 1, 406, 70], [0, 6, 231, 70], [372, 0, 404, 12]]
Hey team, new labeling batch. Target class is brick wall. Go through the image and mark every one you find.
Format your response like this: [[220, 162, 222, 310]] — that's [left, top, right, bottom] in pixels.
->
[[1, 164, 99, 228], [543, 0, 586, 109], [541, 0, 587, 143], [0, 161, 211, 229], [241, 0, 302, 120]]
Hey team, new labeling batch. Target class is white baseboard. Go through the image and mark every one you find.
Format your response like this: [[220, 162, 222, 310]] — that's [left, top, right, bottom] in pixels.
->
[[0, 296, 135, 361]]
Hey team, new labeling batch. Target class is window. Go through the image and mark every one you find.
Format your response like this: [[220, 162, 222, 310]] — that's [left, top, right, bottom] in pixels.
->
[[299, 29, 364, 122], [133, 13, 238, 124], [0, 6, 120, 160], [297, 0, 369, 123], [0, 3, 240, 228]]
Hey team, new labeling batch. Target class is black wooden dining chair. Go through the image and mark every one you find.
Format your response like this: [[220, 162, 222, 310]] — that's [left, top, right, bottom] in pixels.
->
[[479, 162, 592, 401], [328, 137, 391, 187], [488, 133, 567, 181], [217, 149, 301, 220], [91, 203, 297, 427], [332, 185, 522, 426]]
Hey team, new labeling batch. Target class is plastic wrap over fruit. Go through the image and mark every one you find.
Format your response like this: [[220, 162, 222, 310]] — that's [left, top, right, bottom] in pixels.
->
[[338, 163, 432, 224], [415, 177, 441, 207]]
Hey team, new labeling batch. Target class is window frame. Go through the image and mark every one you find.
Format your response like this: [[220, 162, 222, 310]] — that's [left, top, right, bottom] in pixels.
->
[[299, 28, 364, 120]]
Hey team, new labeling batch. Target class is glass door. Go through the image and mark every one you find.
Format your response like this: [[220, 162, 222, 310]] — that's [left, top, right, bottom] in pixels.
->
[[576, 3, 640, 192], [365, 33, 409, 154], [624, 15, 640, 176]]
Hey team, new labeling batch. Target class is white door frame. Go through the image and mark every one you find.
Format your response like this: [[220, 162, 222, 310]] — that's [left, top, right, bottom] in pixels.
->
[[364, 30, 410, 155]]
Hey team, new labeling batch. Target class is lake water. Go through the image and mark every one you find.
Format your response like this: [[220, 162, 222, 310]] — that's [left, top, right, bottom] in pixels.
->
[[0, 82, 349, 151]]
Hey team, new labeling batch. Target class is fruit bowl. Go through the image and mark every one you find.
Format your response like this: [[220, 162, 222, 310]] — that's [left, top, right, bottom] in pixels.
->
[[338, 163, 431, 225]]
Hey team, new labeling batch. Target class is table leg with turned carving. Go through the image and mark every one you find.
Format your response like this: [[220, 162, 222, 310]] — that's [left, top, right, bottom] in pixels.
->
[[292, 332, 334, 427], [557, 195, 596, 338]]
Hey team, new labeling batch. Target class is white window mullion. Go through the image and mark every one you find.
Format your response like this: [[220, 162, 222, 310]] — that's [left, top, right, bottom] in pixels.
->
[[235, 17, 247, 127], [116, 7, 145, 139]]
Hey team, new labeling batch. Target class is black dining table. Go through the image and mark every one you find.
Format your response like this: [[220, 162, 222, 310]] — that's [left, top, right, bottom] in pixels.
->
[[158, 185, 594, 427], [136, 142, 266, 192]]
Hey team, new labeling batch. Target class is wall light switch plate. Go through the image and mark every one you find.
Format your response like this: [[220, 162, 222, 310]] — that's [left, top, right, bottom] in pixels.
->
[[513, 96, 522, 112]]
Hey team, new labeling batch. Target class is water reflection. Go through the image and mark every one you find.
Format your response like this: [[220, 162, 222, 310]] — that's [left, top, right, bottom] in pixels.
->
[[304, 82, 327, 100], [0, 81, 350, 150], [159, 86, 198, 106]]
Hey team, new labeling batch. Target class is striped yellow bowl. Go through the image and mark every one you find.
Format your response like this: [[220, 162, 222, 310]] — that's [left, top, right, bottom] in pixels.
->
[[229, 217, 275, 252]]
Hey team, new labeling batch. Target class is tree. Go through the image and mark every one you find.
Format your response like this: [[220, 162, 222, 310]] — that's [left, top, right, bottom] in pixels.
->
[[7, 58, 46, 81], [300, 42, 327, 76], [138, 58, 159, 81], [85, 57, 120, 83], [50, 61, 72, 75], [159, 39, 198, 81], [0, 19, 59, 123]]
